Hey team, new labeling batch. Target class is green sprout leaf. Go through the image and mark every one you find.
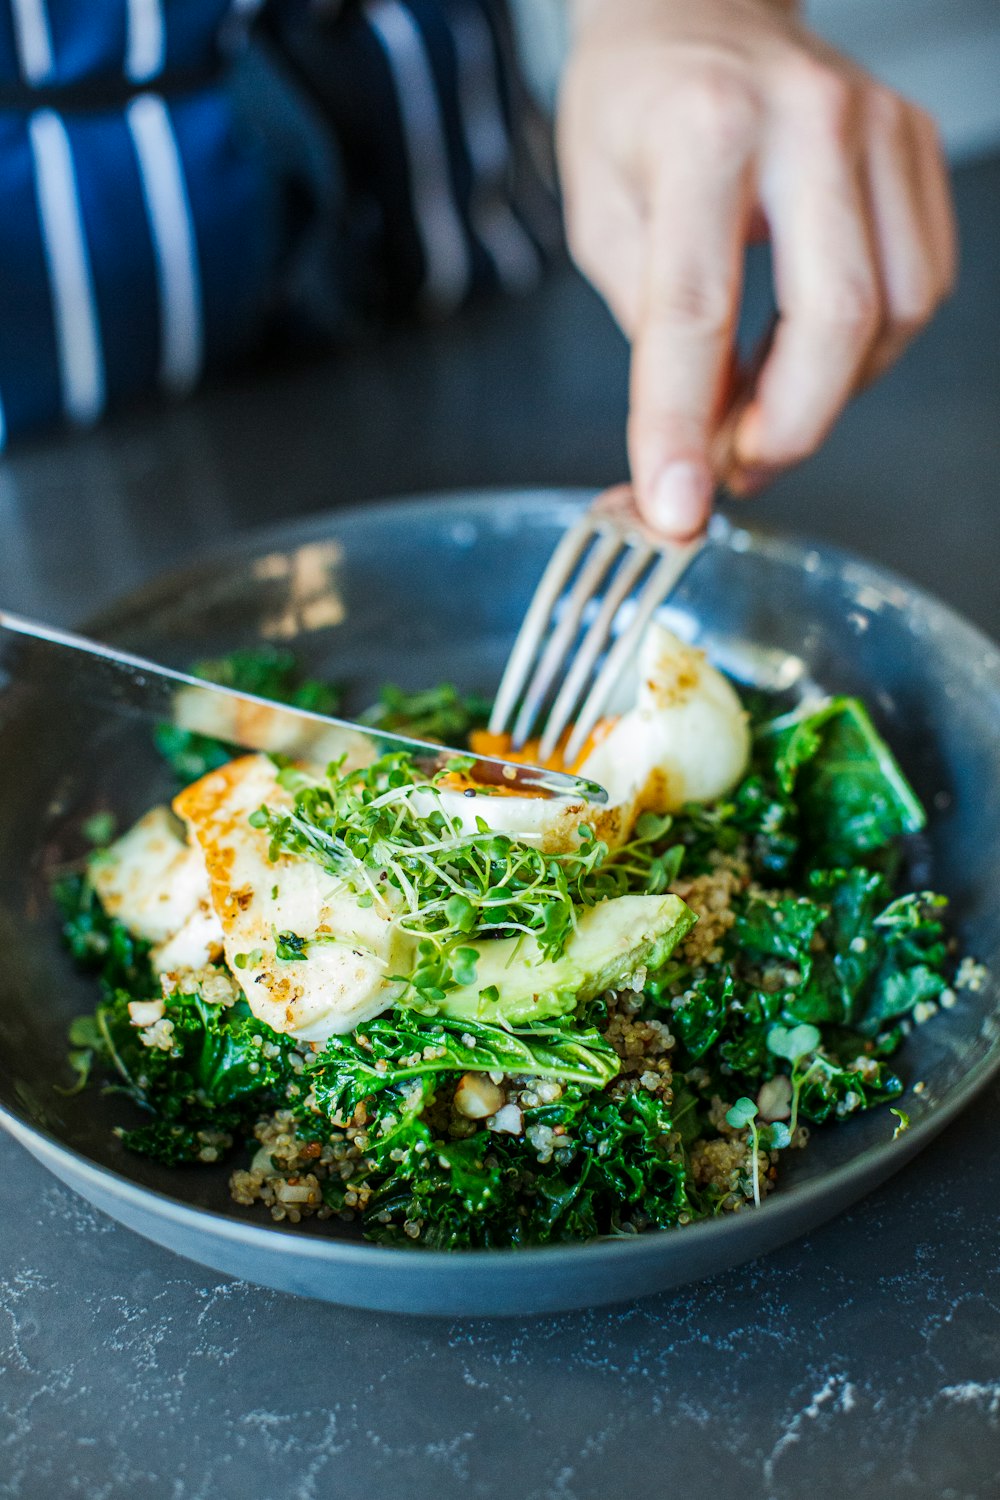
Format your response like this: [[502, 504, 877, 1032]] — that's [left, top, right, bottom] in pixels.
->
[[53, 1047, 95, 1097], [767, 1023, 822, 1064], [725, 1097, 762, 1207], [274, 931, 308, 962], [726, 1096, 758, 1129]]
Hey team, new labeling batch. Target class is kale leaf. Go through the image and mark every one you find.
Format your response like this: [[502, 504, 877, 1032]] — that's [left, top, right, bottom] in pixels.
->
[[54, 873, 158, 999], [304, 1013, 620, 1122], [358, 1087, 692, 1248], [69, 984, 299, 1165], [728, 869, 948, 1033], [796, 1054, 904, 1124], [670, 975, 734, 1062], [758, 696, 925, 865]]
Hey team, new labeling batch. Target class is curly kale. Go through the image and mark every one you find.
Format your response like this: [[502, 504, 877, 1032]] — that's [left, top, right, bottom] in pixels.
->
[[648, 695, 946, 1126], [57, 654, 957, 1244], [69, 984, 299, 1164], [304, 1013, 620, 1122], [355, 1087, 693, 1248]]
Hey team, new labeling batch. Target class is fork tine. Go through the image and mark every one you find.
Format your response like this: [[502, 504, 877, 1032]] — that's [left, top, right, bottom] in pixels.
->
[[563, 538, 704, 765], [488, 511, 599, 735], [510, 526, 622, 748], [537, 540, 654, 762]]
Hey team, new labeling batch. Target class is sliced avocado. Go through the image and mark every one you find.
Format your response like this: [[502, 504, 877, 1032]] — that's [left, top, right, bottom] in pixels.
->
[[434, 894, 696, 1026]]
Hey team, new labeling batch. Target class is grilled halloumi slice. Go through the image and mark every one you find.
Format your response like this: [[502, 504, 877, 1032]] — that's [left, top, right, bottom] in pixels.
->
[[150, 902, 226, 975], [170, 685, 376, 772], [90, 806, 208, 943], [174, 755, 415, 1040], [90, 805, 224, 974]]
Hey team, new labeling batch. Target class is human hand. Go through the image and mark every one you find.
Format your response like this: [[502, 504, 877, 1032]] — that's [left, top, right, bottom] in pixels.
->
[[558, 0, 957, 539]]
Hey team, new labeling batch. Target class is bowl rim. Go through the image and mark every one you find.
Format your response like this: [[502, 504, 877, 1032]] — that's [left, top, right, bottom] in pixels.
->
[[4, 486, 1000, 1277]]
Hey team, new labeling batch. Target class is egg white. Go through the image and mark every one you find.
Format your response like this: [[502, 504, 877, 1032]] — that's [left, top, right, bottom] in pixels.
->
[[419, 624, 750, 852]]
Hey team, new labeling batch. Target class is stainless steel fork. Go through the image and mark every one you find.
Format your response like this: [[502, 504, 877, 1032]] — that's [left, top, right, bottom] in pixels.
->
[[491, 317, 777, 768], [488, 486, 705, 767]]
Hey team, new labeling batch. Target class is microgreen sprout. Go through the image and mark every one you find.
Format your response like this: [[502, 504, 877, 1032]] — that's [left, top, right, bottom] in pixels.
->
[[95, 1004, 135, 1088], [890, 1107, 910, 1139], [274, 930, 308, 962], [250, 752, 611, 1001], [726, 1096, 762, 1207], [55, 1013, 105, 1096], [586, 809, 684, 898], [766, 1023, 823, 1137], [433, 755, 475, 784]]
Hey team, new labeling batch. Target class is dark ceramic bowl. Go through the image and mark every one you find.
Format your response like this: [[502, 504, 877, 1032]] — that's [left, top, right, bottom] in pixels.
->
[[2, 489, 999, 1316]]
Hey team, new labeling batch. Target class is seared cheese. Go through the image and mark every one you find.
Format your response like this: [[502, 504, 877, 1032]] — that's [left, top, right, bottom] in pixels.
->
[[169, 685, 376, 772], [91, 806, 211, 945], [174, 755, 415, 1040]]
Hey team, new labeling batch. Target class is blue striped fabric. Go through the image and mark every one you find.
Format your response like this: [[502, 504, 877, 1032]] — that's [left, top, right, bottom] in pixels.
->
[[0, 0, 556, 446]]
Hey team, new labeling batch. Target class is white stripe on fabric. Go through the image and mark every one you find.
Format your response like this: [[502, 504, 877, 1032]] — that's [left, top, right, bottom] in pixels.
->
[[28, 110, 106, 426], [127, 93, 204, 394], [448, 6, 540, 293], [125, 0, 166, 84], [365, 0, 471, 316], [9, 0, 54, 83]]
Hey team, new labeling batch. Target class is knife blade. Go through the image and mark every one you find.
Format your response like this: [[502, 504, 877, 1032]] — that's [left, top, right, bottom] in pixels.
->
[[0, 611, 608, 804]]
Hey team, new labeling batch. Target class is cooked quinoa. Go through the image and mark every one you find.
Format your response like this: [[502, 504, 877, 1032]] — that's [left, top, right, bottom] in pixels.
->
[[57, 653, 971, 1251]]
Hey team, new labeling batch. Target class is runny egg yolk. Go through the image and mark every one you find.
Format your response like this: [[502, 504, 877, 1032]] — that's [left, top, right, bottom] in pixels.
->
[[434, 720, 619, 797], [469, 722, 617, 774]]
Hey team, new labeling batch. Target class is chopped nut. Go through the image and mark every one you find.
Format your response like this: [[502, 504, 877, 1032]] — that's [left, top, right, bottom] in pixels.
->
[[757, 1075, 792, 1122], [488, 1103, 524, 1136], [453, 1073, 505, 1120], [128, 998, 165, 1028]]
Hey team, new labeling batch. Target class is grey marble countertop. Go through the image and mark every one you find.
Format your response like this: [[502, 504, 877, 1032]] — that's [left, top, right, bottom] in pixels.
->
[[2, 156, 999, 1500]]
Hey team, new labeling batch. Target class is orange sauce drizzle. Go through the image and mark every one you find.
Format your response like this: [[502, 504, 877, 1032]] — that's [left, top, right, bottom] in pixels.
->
[[435, 719, 618, 797]]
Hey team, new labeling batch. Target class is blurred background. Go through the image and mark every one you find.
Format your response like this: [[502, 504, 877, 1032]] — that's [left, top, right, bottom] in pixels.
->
[[0, 0, 997, 629], [808, 0, 1000, 159]]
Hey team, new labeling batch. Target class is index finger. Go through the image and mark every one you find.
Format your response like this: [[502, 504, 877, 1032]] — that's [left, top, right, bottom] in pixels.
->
[[628, 85, 757, 540]]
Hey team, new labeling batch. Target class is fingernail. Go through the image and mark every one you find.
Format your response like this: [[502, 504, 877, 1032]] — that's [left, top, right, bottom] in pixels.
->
[[651, 461, 712, 538]]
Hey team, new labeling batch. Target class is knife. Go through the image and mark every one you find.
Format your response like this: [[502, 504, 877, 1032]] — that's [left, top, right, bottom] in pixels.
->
[[0, 611, 608, 804]]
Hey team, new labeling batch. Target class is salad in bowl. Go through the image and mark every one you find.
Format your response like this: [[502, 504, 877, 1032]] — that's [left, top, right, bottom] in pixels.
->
[[58, 622, 965, 1250]]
